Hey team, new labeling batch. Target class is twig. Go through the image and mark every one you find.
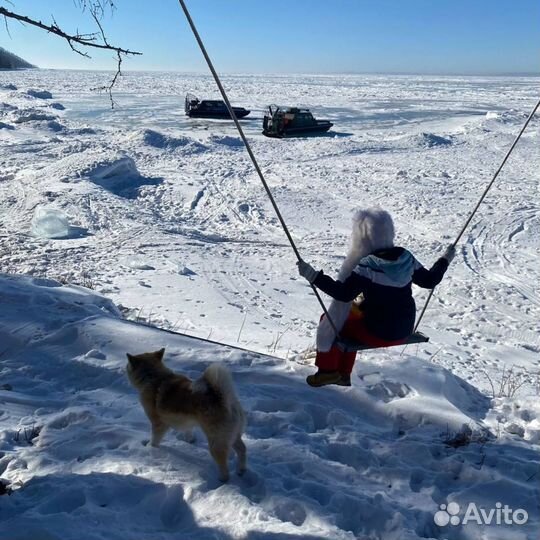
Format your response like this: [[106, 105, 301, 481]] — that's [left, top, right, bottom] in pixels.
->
[[268, 325, 290, 353], [3, 13, 12, 38], [482, 365, 528, 399], [237, 311, 247, 343], [76, 0, 115, 19], [91, 50, 122, 108], [482, 369, 496, 399]]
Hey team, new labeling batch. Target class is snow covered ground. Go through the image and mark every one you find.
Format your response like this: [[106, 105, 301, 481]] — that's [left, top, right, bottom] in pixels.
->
[[1, 274, 538, 540], [0, 70, 539, 539]]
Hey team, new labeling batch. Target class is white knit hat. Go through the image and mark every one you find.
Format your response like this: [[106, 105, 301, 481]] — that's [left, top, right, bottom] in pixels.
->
[[316, 208, 395, 351]]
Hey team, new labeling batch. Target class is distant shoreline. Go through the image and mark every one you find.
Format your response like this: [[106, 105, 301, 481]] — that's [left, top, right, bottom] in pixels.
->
[[0, 67, 37, 71]]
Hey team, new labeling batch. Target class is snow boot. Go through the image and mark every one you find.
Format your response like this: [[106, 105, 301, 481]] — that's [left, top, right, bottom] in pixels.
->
[[306, 370, 341, 387], [334, 374, 351, 387]]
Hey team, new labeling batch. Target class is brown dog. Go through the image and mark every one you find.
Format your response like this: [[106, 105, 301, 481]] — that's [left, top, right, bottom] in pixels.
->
[[126, 348, 246, 482]]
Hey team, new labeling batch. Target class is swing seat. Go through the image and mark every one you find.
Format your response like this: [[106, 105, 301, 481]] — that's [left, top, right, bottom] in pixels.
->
[[336, 331, 429, 352]]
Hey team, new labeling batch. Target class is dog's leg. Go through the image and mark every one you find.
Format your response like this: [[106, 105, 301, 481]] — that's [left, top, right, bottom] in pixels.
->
[[150, 421, 169, 447], [233, 436, 247, 476], [208, 439, 230, 482]]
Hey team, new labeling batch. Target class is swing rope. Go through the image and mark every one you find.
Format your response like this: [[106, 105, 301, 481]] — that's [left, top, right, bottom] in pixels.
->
[[176, 0, 340, 336], [414, 95, 540, 332]]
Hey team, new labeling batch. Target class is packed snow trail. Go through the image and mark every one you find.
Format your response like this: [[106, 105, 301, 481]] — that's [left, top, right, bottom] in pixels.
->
[[0, 274, 538, 539]]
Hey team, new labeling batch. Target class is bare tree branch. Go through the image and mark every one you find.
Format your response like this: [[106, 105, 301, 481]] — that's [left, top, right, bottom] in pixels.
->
[[0, 6, 140, 57], [0, 5, 141, 108]]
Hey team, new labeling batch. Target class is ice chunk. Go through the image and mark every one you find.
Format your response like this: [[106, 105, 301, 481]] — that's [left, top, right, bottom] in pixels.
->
[[31, 207, 70, 239], [179, 265, 196, 276], [45, 120, 65, 132], [26, 89, 53, 99], [505, 423, 525, 437]]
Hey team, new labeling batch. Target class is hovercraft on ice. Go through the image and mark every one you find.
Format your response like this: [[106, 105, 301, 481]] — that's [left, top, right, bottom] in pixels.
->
[[185, 93, 250, 119], [262, 105, 333, 138]]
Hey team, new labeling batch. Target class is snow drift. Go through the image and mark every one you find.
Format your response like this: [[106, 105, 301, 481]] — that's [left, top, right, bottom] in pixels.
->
[[137, 128, 207, 153], [0, 274, 538, 540]]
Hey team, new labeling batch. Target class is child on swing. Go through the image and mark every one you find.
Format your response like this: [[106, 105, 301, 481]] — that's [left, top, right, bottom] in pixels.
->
[[297, 208, 455, 387]]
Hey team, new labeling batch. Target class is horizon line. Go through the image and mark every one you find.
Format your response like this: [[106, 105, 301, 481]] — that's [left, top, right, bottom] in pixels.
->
[[16, 67, 540, 78]]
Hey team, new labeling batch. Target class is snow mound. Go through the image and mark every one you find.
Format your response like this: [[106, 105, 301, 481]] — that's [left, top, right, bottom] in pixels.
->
[[138, 129, 207, 152], [26, 151, 136, 185], [31, 206, 70, 239], [0, 274, 120, 352], [0, 121, 15, 130], [209, 134, 244, 148], [0, 273, 538, 540], [26, 89, 53, 99], [49, 102, 66, 111], [128, 261, 156, 271], [82, 155, 163, 198], [72, 127, 97, 135], [44, 120, 65, 132], [485, 109, 529, 124], [413, 132, 453, 147], [13, 110, 57, 124], [85, 156, 139, 181], [1, 83, 17, 91], [20, 150, 161, 200], [1, 101, 18, 111]]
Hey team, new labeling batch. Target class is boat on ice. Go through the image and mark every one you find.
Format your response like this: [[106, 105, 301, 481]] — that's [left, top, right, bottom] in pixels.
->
[[262, 105, 333, 138], [185, 94, 250, 119]]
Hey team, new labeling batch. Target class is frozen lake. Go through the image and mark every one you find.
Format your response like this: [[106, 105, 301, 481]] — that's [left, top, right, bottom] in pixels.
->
[[1, 69, 539, 540], [1, 70, 539, 380]]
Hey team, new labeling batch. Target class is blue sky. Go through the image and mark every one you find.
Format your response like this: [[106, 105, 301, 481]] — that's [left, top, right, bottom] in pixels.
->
[[2, 0, 539, 74]]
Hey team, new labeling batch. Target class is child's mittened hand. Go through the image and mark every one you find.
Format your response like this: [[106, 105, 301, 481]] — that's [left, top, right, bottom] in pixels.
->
[[297, 260, 319, 283], [443, 244, 456, 263]]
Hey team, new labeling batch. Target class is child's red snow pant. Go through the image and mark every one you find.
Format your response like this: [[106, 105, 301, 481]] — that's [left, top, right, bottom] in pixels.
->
[[315, 305, 407, 376]]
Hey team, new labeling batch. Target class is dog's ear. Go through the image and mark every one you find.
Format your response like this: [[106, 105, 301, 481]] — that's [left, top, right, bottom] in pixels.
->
[[156, 348, 165, 361], [126, 353, 136, 364]]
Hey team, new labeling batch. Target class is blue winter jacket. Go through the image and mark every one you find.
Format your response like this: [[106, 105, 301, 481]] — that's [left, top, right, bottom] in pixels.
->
[[313, 247, 449, 340]]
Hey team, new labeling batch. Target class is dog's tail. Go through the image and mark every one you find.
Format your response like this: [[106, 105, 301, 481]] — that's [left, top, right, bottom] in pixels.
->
[[202, 364, 239, 411]]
